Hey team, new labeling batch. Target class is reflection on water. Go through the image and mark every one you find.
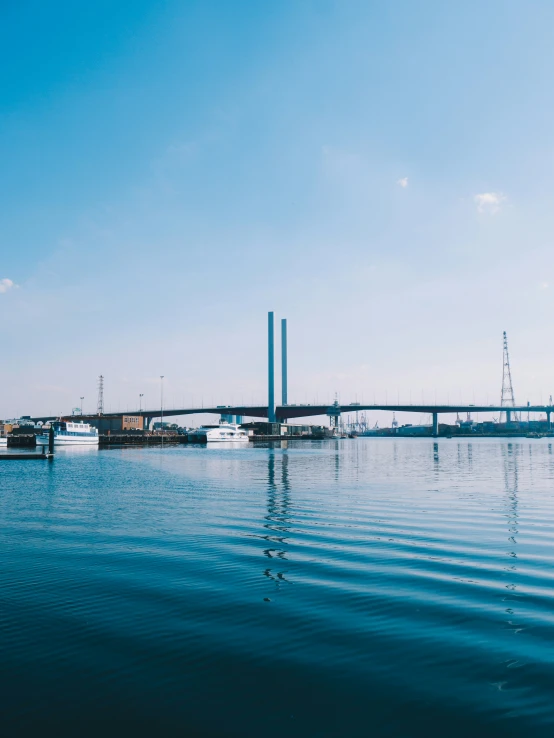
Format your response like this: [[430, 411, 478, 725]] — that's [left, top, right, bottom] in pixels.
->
[[263, 451, 291, 586], [0, 439, 554, 736], [54, 445, 100, 455], [500, 444, 523, 650]]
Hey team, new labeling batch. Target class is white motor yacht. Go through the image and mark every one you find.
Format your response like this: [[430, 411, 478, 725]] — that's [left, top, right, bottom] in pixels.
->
[[37, 420, 99, 446], [188, 421, 249, 443]]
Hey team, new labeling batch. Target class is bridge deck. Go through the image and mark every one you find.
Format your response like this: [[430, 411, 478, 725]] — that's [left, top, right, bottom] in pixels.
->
[[30, 403, 552, 424]]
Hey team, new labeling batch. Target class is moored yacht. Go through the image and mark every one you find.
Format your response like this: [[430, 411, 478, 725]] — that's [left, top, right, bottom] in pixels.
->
[[36, 420, 99, 446], [187, 421, 249, 443]]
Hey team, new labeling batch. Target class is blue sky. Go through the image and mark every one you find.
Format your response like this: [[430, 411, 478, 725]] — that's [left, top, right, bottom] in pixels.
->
[[2, 0, 554, 423]]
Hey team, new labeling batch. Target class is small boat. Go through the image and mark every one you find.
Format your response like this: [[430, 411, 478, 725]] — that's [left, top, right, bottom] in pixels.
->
[[0, 437, 7, 447], [187, 421, 249, 443], [37, 420, 99, 446]]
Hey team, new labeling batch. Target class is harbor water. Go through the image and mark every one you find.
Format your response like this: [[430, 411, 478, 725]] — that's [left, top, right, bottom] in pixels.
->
[[1, 439, 554, 736]]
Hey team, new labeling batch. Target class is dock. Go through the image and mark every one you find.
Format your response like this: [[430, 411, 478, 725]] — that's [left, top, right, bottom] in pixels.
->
[[99, 433, 187, 446], [0, 452, 53, 461], [0, 429, 55, 461]]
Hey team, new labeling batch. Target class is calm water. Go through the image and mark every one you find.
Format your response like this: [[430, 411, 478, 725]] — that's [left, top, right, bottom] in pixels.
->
[[1, 439, 554, 736]]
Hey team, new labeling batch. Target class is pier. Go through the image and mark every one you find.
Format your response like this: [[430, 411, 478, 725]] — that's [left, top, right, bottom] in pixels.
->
[[0, 428, 54, 460], [0, 452, 52, 461], [99, 433, 187, 446]]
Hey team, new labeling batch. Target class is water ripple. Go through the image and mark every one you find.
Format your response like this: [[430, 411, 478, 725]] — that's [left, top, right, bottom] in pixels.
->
[[1, 439, 554, 736]]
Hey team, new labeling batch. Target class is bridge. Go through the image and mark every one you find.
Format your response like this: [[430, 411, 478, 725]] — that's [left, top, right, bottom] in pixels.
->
[[31, 402, 553, 437], [25, 313, 554, 437]]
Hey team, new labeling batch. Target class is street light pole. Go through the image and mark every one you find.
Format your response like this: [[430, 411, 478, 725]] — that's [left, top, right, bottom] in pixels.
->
[[139, 393, 144, 412], [160, 376, 164, 448]]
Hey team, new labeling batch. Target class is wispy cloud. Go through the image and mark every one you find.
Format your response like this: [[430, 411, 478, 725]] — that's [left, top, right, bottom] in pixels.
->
[[474, 192, 506, 214], [321, 145, 360, 176], [397, 177, 408, 188], [166, 140, 198, 156], [539, 282, 549, 290], [0, 278, 15, 294]]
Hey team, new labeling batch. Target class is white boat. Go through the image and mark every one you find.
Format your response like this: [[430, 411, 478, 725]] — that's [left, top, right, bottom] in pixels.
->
[[36, 421, 99, 446], [0, 437, 6, 447], [188, 421, 249, 443]]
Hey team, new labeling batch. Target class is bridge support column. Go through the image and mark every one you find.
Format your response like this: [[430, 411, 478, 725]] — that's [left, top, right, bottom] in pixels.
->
[[506, 410, 512, 423], [143, 417, 151, 431], [281, 318, 288, 423], [547, 411, 551, 431], [326, 399, 341, 430], [432, 412, 438, 437], [268, 311, 276, 423]]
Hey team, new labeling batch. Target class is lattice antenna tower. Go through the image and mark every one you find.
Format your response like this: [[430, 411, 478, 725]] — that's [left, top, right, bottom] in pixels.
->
[[97, 375, 104, 416], [500, 332, 518, 422]]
